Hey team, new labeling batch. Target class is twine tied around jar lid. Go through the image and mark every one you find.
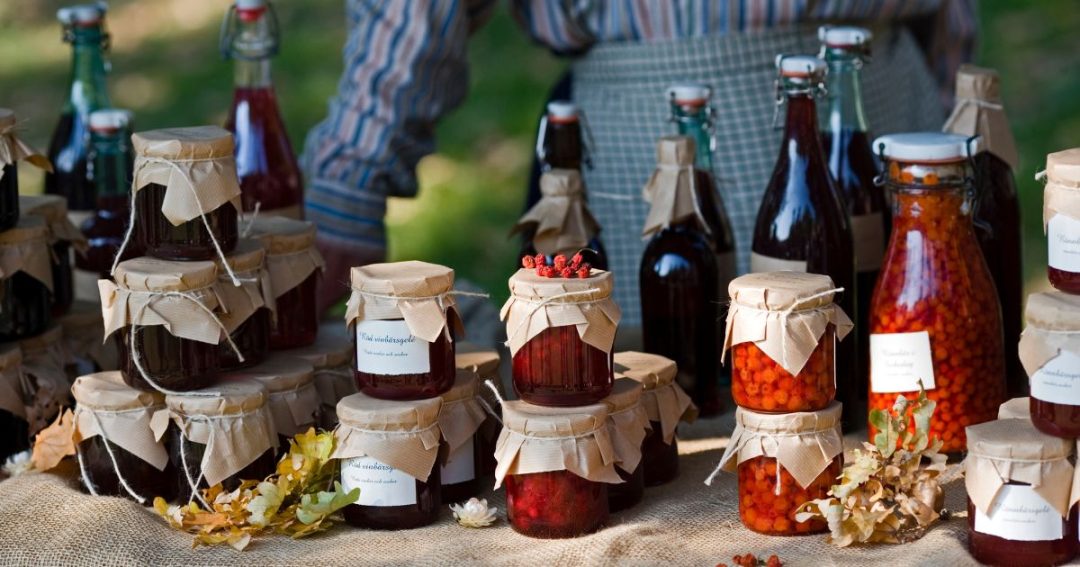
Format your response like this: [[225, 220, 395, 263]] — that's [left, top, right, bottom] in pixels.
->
[[0, 108, 52, 180], [245, 216, 325, 300], [601, 378, 651, 473], [943, 65, 1018, 169], [0, 344, 25, 420], [0, 216, 54, 292], [331, 392, 443, 483], [511, 168, 601, 256], [213, 239, 275, 333], [1018, 291, 1080, 378], [641, 135, 712, 238], [1038, 148, 1080, 232], [613, 351, 697, 445], [19, 194, 88, 252], [438, 369, 488, 457], [231, 354, 319, 439]]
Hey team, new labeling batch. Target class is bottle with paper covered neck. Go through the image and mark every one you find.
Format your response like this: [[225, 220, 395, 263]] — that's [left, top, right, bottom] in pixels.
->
[[515, 168, 607, 270]]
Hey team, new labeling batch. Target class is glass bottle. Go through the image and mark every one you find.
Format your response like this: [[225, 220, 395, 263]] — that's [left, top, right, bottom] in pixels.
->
[[221, 0, 304, 218], [0, 217, 54, 341], [0, 109, 24, 232], [46, 3, 112, 212], [78, 109, 140, 277], [751, 56, 857, 428]]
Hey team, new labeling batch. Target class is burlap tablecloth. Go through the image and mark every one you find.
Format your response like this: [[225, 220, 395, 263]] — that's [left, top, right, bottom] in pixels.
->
[[0, 411, 1001, 566]]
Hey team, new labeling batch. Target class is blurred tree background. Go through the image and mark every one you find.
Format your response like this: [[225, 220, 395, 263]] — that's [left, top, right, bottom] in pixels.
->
[[1, 0, 1077, 306]]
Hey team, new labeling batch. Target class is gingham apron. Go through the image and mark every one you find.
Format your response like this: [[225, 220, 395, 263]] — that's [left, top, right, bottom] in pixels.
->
[[572, 25, 944, 331]]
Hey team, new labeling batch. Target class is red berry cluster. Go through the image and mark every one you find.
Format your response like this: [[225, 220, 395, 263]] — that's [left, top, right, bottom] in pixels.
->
[[717, 554, 782, 567], [522, 253, 592, 279]]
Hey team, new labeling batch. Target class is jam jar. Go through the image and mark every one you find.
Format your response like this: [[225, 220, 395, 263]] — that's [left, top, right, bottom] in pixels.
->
[[166, 380, 277, 502], [0, 216, 54, 341], [19, 324, 69, 436], [235, 354, 318, 449], [1042, 148, 1080, 294], [20, 194, 85, 317], [601, 378, 649, 512], [869, 133, 1006, 453], [289, 324, 356, 429], [248, 216, 323, 350], [109, 257, 224, 393], [966, 419, 1078, 567], [333, 393, 443, 530], [347, 261, 458, 401], [437, 369, 487, 503], [215, 239, 272, 370], [455, 345, 501, 477], [130, 126, 240, 261], [503, 268, 619, 407], [1021, 292, 1080, 438], [72, 371, 177, 503], [59, 300, 118, 380], [0, 344, 30, 461]]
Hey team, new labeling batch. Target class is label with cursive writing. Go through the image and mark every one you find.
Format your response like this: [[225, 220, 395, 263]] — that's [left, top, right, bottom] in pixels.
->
[[441, 436, 477, 485], [355, 320, 430, 375], [869, 331, 936, 393], [1031, 350, 1080, 406], [1049, 214, 1080, 272], [341, 456, 418, 507], [974, 484, 1063, 541]]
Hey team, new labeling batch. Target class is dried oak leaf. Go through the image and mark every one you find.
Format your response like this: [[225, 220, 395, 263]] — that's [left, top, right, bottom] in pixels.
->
[[31, 409, 75, 471]]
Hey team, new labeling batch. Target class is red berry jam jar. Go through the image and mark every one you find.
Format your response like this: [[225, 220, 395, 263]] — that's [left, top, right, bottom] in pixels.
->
[[19, 324, 70, 436], [214, 239, 272, 370], [601, 378, 649, 512], [438, 369, 487, 503], [0, 345, 30, 461], [0, 217, 54, 342], [1021, 292, 1080, 438], [290, 324, 356, 430], [966, 419, 1078, 567], [347, 261, 458, 401], [130, 126, 240, 262], [233, 354, 318, 449], [20, 194, 85, 317], [1042, 148, 1080, 294], [503, 268, 619, 407], [333, 392, 444, 530], [455, 344, 502, 477], [72, 371, 177, 503], [248, 216, 323, 350]]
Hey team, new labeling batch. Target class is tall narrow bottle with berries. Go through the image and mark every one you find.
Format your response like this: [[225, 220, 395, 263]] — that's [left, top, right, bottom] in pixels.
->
[[515, 168, 607, 270]]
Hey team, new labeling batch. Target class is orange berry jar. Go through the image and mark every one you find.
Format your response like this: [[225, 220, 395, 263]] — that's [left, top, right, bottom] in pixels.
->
[[724, 272, 853, 413], [713, 402, 843, 536], [868, 133, 1006, 453]]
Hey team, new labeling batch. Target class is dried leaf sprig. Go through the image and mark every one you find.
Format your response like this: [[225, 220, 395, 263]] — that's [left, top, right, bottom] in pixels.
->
[[795, 387, 947, 546]]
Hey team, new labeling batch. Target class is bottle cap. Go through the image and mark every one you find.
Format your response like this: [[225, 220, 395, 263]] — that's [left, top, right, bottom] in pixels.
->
[[57, 3, 106, 26], [546, 100, 579, 121], [775, 55, 827, 79], [667, 83, 710, 106], [235, 0, 267, 22], [872, 132, 978, 163], [818, 26, 872, 48], [89, 108, 131, 133]]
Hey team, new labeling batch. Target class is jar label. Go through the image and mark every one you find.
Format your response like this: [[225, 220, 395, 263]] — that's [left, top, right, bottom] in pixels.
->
[[869, 331, 936, 393], [340, 456, 418, 507], [1048, 214, 1080, 272], [974, 484, 1063, 542], [1030, 350, 1080, 405], [355, 320, 431, 375], [441, 436, 476, 486], [851, 212, 885, 272], [750, 252, 807, 273]]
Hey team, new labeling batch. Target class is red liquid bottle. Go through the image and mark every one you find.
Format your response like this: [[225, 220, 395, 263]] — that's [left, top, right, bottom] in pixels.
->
[[222, 0, 303, 218]]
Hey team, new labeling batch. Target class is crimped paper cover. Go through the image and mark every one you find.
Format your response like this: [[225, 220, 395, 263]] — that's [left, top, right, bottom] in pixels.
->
[[332, 393, 442, 482], [1043, 148, 1080, 230], [602, 378, 650, 472], [942, 65, 1019, 169], [0, 216, 54, 292], [233, 355, 319, 438], [642, 136, 705, 238], [214, 240, 274, 333], [0, 108, 51, 180], [997, 397, 1030, 420], [1019, 292, 1080, 377], [0, 345, 25, 419], [247, 217, 324, 298], [455, 346, 500, 379], [19, 195, 87, 251], [613, 351, 696, 444], [60, 300, 118, 371], [345, 261, 460, 343], [71, 371, 169, 471], [511, 168, 600, 256], [438, 369, 486, 455], [291, 328, 356, 410], [500, 268, 620, 356]]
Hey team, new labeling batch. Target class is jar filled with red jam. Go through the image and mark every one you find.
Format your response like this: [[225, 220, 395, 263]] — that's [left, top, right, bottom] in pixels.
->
[[72, 371, 177, 503], [0, 345, 30, 461], [130, 126, 240, 262], [869, 133, 1006, 453], [289, 325, 356, 429], [333, 393, 444, 530], [1041, 148, 1080, 294], [248, 216, 323, 350], [59, 300, 118, 380], [347, 261, 458, 401], [503, 268, 618, 407], [19, 324, 70, 437], [1020, 292, 1080, 438], [214, 239, 272, 370], [965, 419, 1078, 567], [715, 402, 843, 536], [234, 354, 318, 449], [601, 378, 650, 512], [455, 344, 501, 478], [0, 216, 55, 341], [437, 369, 487, 503], [21, 194, 86, 318]]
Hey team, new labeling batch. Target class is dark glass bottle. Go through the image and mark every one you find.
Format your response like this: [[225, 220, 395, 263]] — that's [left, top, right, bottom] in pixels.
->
[[0, 109, 22, 232], [0, 346, 30, 462], [78, 109, 141, 277], [0, 217, 54, 341]]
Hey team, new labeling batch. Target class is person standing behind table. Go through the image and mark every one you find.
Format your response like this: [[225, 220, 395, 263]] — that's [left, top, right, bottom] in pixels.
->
[[302, 0, 975, 332]]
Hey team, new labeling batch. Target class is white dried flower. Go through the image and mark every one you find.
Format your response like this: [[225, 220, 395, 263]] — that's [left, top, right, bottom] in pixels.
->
[[450, 497, 498, 528], [2, 451, 33, 477]]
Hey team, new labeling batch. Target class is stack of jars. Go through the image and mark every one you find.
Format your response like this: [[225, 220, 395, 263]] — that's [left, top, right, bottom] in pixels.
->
[[718, 271, 851, 535]]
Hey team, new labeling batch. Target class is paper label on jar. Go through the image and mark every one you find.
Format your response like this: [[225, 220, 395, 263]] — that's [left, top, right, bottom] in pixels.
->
[[440, 436, 476, 485], [851, 212, 885, 272], [1048, 214, 1080, 272], [355, 320, 431, 375], [869, 331, 936, 393], [974, 484, 1063, 542], [750, 252, 807, 273], [1030, 350, 1080, 406], [340, 456, 418, 507]]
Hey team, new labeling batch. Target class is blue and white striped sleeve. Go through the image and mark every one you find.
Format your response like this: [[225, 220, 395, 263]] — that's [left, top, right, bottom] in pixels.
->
[[509, 0, 596, 54]]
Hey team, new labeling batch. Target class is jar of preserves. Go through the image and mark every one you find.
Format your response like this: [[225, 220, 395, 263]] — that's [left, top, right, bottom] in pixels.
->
[[21, 194, 87, 317], [601, 378, 650, 512], [128, 126, 240, 262], [1042, 148, 1080, 294], [1020, 292, 1080, 438], [713, 402, 844, 535], [503, 267, 619, 407], [437, 369, 487, 504], [214, 239, 273, 370], [725, 272, 853, 413], [0, 216, 55, 341], [166, 380, 277, 502], [0, 345, 30, 461], [455, 344, 501, 478], [248, 216, 323, 350], [59, 300, 118, 380], [613, 351, 696, 487], [233, 354, 318, 449], [72, 371, 177, 503], [0, 108, 52, 232], [514, 168, 607, 270], [18, 324, 70, 437], [332, 392, 444, 530], [346, 261, 459, 400], [965, 419, 1078, 567], [869, 133, 1006, 453], [290, 325, 355, 429], [495, 401, 621, 538]]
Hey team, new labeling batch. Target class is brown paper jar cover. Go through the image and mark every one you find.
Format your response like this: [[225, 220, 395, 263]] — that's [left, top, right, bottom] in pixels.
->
[[0, 108, 51, 180], [0, 344, 25, 420], [331, 392, 443, 482], [1042, 148, 1080, 231], [59, 300, 117, 371], [964, 418, 1074, 518], [500, 268, 621, 357], [1018, 292, 1080, 377], [0, 216, 54, 292], [942, 65, 1019, 169], [998, 397, 1030, 420], [438, 369, 487, 455], [641, 135, 708, 238], [345, 260, 461, 343], [716, 402, 843, 490], [601, 378, 651, 473], [19, 194, 87, 251], [290, 327, 356, 412], [213, 239, 274, 333], [246, 216, 324, 299], [19, 324, 70, 432], [455, 343, 503, 406], [72, 371, 170, 471], [613, 351, 696, 444], [511, 168, 601, 256], [230, 354, 319, 438], [493, 400, 622, 488], [723, 271, 853, 376]]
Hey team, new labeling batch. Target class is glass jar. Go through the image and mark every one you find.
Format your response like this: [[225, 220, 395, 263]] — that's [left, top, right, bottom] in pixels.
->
[[20, 194, 85, 317], [289, 324, 355, 430], [237, 354, 318, 449], [438, 369, 487, 504], [455, 345, 501, 478], [967, 499, 1078, 567], [249, 216, 322, 350], [0, 345, 30, 461], [0, 216, 54, 342], [1042, 148, 1080, 294], [602, 378, 648, 512], [869, 133, 1006, 453], [215, 239, 272, 370], [738, 455, 840, 535], [640, 424, 679, 487], [506, 470, 608, 538], [732, 326, 835, 413], [1021, 292, 1080, 438]]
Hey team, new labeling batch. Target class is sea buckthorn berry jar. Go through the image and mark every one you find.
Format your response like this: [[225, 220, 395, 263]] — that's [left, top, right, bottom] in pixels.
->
[[248, 216, 324, 350], [0, 345, 29, 461], [20, 194, 87, 317], [437, 369, 488, 503], [129, 126, 240, 262], [165, 380, 277, 502], [290, 325, 356, 429], [214, 239, 273, 370], [19, 324, 70, 437], [456, 344, 502, 477], [332, 393, 444, 530], [103, 257, 231, 393], [965, 419, 1078, 567], [998, 397, 1030, 420], [1042, 148, 1080, 294], [0, 216, 54, 341], [502, 268, 620, 407], [72, 371, 177, 503], [346, 261, 460, 401], [724, 272, 853, 413], [601, 378, 650, 512], [1020, 292, 1080, 438], [59, 300, 118, 380], [613, 351, 696, 487], [869, 133, 1006, 453], [0, 108, 52, 232], [234, 354, 319, 449], [713, 402, 844, 536]]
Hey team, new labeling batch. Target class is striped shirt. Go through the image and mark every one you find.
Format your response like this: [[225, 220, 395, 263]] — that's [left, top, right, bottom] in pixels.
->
[[302, 0, 975, 250]]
